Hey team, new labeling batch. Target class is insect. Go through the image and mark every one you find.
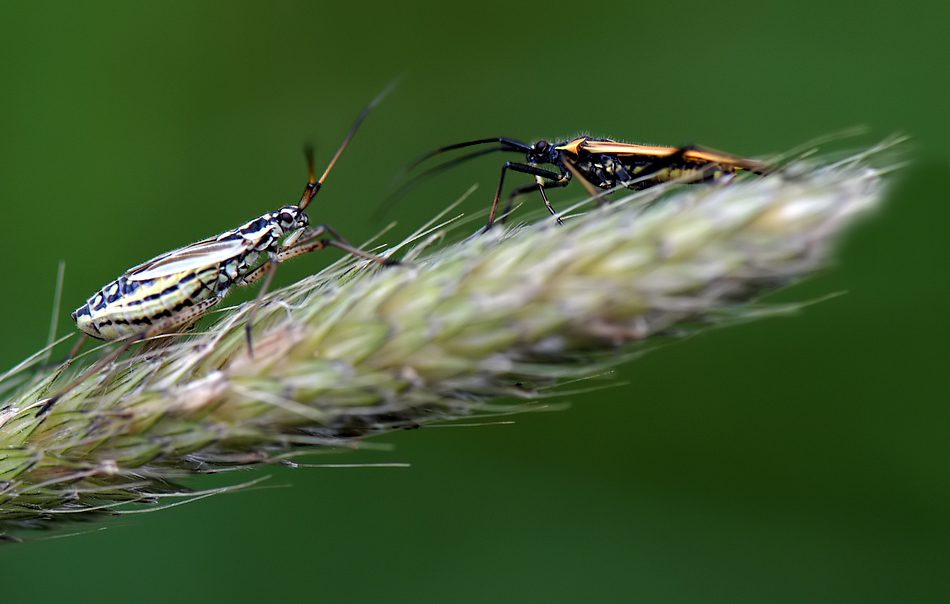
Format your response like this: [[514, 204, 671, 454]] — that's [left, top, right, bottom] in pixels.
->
[[396, 136, 768, 230], [38, 87, 397, 416]]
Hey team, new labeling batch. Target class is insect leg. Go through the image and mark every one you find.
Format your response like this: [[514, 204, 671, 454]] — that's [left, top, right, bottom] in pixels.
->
[[537, 186, 565, 225], [487, 162, 565, 231], [498, 182, 544, 224], [276, 225, 398, 266], [498, 181, 567, 226], [37, 297, 221, 416], [233, 227, 396, 354], [65, 334, 90, 361], [238, 257, 279, 359]]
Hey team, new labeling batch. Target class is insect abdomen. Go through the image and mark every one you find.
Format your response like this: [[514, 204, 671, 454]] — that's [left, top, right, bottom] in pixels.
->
[[601, 155, 734, 189], [72, 266, 221, 341]]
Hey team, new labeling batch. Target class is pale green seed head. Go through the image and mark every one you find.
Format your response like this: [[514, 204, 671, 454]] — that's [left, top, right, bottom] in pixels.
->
[[0, 145, 895, 538]]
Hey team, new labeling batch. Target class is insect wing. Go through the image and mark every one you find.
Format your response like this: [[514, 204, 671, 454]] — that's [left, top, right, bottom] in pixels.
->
[[575, 139, 761, 169], [126, 237, 249, 281]]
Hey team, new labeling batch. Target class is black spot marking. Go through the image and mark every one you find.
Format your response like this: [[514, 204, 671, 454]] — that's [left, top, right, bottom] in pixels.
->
[[118, 277, 140, 296], [240, 217, 270, 235], [142, 282, 184, 302], [172, 298, 195, 312]]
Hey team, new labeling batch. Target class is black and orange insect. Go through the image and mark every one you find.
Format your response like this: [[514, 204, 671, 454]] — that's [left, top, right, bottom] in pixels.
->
[[399, 136, 768, 230]]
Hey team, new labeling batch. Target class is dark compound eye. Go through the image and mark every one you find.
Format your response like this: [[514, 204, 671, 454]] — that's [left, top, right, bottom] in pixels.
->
[[534, 140, 549, 152]]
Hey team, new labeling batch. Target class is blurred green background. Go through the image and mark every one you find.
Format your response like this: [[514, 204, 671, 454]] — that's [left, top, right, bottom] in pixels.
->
[[2, 1, 948, 602]]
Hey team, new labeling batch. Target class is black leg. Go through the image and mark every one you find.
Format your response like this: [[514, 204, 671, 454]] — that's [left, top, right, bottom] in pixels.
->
[[486, 162, 566, 230], [498, 182, 542, 224], [497, 180, 569, 226], [537, 186, 565, 225]]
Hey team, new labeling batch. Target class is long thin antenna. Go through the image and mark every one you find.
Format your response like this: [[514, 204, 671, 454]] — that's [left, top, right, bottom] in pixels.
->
[[373, 137, 533, 222], [402, 137, 531, 175], [298, 78, 399, 210], [372, 145, 509, 222]]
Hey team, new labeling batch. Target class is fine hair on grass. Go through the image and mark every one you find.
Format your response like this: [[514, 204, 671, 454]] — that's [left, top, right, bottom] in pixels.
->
[[0, 139, 900, 540]]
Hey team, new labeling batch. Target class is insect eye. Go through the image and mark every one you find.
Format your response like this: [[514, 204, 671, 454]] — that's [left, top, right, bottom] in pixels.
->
[[534, 140, 549, 152]]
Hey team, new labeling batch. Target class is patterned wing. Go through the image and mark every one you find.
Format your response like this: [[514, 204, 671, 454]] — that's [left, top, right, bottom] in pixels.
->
[[126, 237, 249, 281]]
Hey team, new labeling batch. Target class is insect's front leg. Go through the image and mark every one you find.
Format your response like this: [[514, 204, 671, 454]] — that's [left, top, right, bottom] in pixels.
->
[[499, 182, 546, 225], [487, 162, 565, 231], [274, 225, 397, 267], [498, 180, 568, 226]]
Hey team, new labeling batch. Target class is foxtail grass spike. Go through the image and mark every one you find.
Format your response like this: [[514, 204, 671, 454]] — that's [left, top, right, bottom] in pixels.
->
[[0, 146, 894, 538]]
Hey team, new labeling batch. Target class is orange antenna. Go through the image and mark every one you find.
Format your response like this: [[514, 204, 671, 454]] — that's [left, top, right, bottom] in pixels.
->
[[299, 79, 399, 210]]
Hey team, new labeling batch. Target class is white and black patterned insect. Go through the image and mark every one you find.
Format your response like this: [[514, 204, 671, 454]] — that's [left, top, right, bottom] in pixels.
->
[[39, 86, 397, 416], [70, 201, 340, 342]]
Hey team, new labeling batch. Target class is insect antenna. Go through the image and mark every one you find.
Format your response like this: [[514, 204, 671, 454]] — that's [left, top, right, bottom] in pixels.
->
[[372, 145, 510, 222], [374, 137, 533, 222], [299, 80, 398, 210], [403, 137, 532, 175]]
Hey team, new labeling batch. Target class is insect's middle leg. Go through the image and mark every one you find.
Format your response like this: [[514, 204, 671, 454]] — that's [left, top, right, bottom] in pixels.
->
[[238, 257, 279, 359]]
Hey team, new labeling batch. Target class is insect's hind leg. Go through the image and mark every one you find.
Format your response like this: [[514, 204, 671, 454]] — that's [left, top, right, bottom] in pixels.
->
[[36, 297, 220, 417], [30, 333, 90, 374]]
